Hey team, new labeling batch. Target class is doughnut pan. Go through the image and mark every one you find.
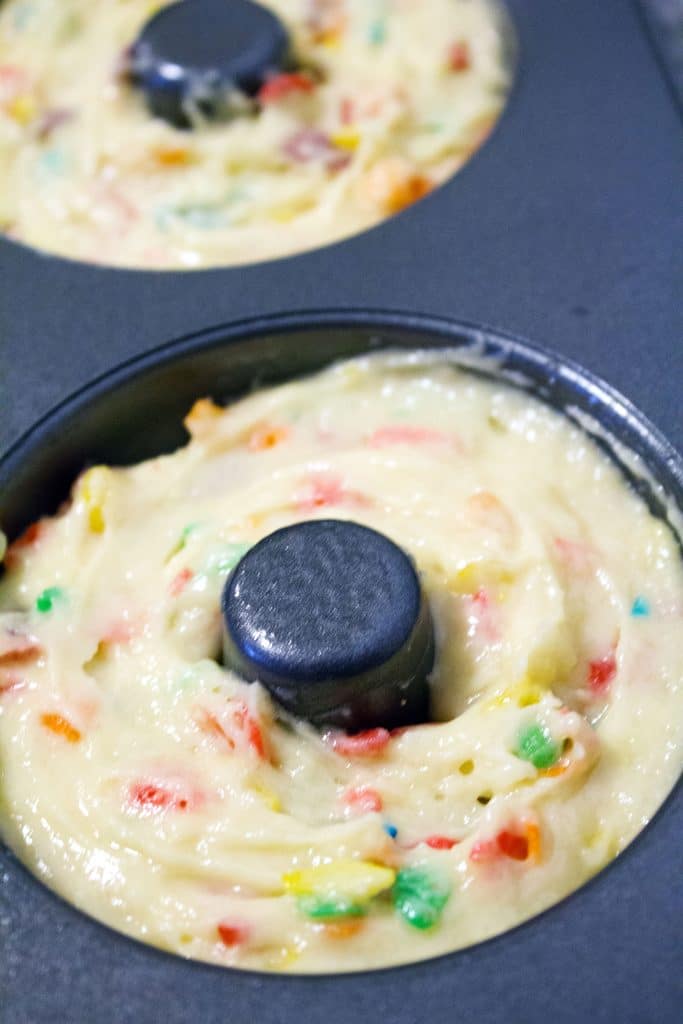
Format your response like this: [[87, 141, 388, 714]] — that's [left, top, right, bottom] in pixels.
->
[[1, 3, 681, 1022]]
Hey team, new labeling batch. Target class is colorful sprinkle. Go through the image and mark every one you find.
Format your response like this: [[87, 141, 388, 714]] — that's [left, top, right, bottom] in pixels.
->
[[327, 727, 391, 757], [631, 596, 650, 617], [283, 860, 396, 903], [79, 466, 111, 533], [588, 652, 617, 695], [344, 785, 383, 813], [217, 922, 250, 947], [297, 895, 366, 921], [368, 19, 386, 46], [206, 543, 252, 576], [448, 40, 471, 72], [40, 712, 81, 743], [35, 586, 66, 613], [423, 835, 459, 850], [258, 72, 316, 103], [169, 567, 193, 596], [392, 867, 451, 930], [383, 823, 398, 839], [248, 423, 290, 451], [128, 780, 204, 813], [516, 723, 559, 770]]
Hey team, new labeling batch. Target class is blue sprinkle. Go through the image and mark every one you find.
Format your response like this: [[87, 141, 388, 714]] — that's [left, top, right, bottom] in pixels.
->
[[39, 149, 67, 176], [631, 596, 650, 617], [383, 823, 398, 839], [368, 19, 386, 46]]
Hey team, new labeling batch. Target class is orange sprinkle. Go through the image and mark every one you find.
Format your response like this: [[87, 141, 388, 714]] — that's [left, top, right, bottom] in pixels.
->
[[542, 762, 568, 779], [152, 145, 194, 166], [248, 423, 290, 452], [40, 712, 81, 743], [385, 174, 432, 215], [525, 823, 542, 862], [322, 918, 365, 940], [194, 707, 235, 752]]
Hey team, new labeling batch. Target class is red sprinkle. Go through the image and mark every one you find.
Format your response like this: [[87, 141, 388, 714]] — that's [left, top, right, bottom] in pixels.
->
[[588, 652, 617, 695], [232, 700, 267, 759], [496, 830, 529, 861], [448, 40, 471, 72], [328, 728, 391, 757], [258, 72, 315, 103], [465, 587, 499, 642], [128, 778, 204, 813], [217, 922, 250, 947], [169, 567, 193, 596], [424, 835, 459, 850], [471, 829, 532, 863], [343, 786, 383, 813]]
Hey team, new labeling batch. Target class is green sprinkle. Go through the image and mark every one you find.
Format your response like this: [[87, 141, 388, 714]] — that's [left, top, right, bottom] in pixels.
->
[[631, 596, 650, 617], [392, 867, 451, 930], [158, 202, 228, 231], [368, 18, 387, 45], [516, 723, 559, 770], [297, 895, 366, 921], [206, 543, 252, 576], [35, 587, 66, 614], [167, 522, 201, 560]]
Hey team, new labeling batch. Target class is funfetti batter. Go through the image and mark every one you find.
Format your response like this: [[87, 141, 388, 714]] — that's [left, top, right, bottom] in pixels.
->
[[0, 0, 510, 268], [1, 352, 681, 972]]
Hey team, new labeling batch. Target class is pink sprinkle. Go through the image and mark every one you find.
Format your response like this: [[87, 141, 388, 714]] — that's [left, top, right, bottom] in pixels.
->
[[296, 473, 371, 513], [282, 129, 351, 171], [465, 588, 499, 642], [588, 652, 617, 695], [469, 838, 497, 863], [366, 425, 454, 448], [343, 786, 383, 813], [169, 568, 193, 596], [340, 96, 355, 124], [327, 728, 391, 758], [553, 537, 595, 574]]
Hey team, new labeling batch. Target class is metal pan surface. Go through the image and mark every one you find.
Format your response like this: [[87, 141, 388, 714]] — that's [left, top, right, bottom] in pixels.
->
[[1, 310, 681, 1024]]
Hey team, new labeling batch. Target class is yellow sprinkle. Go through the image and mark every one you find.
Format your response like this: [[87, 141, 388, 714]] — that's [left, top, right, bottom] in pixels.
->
[[79, 466, 111, 534], [251, 780, 282, 811], [266, 943, 302, 971], [283, 860, 395, 902], [8, 94, 36, 125], [331, 129, 360, 151], [489, 676, 545, 709], [452, 561, 514, 593]]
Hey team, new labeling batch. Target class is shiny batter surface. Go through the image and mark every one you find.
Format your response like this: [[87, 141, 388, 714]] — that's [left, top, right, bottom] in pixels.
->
[[0, 0, 510, 268], [0, 353, 681, 972]]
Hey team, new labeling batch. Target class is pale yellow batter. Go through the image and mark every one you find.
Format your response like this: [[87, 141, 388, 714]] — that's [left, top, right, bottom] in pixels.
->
[[0, 352, 681, 972], [0, 0, 511, 268]]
